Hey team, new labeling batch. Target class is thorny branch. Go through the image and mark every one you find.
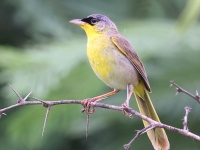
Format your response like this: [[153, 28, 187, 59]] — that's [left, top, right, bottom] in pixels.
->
[[170, 81, 200, 104], [0, 82, 200, 150], [183, 106, 191, 131], [124, 124, 156, 149]]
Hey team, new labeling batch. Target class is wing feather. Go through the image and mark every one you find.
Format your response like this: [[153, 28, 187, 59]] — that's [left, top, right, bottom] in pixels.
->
[[111, 35, 151, 92]]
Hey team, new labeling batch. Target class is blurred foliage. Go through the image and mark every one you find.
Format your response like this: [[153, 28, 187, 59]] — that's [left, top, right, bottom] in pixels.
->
[[0, 0, 200, 150], [177, 0, 200, 31]]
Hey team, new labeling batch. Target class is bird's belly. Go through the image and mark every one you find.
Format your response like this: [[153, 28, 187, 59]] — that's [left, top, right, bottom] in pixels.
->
[[87, 43, 139, 90]]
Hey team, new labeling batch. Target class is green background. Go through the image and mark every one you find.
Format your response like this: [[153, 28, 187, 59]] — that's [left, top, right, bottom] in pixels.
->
[[0, 0, 200, 149]]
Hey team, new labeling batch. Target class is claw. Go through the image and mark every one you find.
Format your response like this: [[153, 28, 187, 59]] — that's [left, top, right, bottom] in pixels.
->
[[81, 98, 96, 114], [122, 102, 132, 118]]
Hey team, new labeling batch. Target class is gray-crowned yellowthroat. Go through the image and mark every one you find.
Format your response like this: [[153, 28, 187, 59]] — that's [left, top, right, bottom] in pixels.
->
[[70, 14, 170, 150]]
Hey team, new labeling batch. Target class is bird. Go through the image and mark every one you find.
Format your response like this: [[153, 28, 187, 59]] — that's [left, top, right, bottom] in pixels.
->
[[69, 14, 170, 150]]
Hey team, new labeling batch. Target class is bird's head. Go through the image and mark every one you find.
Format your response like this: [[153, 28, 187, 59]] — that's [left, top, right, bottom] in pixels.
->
[[69, 14, 118, 37]]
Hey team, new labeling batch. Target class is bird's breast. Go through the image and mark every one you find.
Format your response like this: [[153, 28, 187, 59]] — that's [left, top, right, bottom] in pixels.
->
[[87, 37, 112, 81], [86, 36, 139, 90]]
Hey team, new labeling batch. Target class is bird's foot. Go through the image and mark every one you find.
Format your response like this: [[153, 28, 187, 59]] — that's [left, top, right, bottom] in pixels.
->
[[121, 102, 132, 118], [81, 98, 96, 114]]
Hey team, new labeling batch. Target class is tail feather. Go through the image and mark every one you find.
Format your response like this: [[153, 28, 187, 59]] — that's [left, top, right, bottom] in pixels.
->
[[134, 84, 170, 150]]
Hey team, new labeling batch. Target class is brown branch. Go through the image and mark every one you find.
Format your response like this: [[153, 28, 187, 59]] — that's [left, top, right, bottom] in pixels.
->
[[0, 84, 200, 150], [1, 95, 200, 146], [183, 106, 191, 130], [124, 124, 156, 149], [123, 105, 198, 150], [170, 81, 200, 104]]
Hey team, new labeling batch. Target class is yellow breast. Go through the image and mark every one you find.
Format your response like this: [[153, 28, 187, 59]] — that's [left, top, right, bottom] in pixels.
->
[[86, 33, 139, 90], [87, 35, 112, 84]]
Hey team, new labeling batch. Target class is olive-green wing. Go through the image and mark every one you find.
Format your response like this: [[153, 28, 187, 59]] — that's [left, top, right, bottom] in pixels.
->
[[111, 35, 151, 92]]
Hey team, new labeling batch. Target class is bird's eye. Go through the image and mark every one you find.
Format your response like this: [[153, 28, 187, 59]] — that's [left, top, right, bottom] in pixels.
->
[[91, 18, 98, 24]]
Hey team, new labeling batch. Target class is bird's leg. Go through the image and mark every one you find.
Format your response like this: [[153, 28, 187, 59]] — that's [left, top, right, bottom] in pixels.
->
[[122, 84, 134, 117], [81, 89, 120, 114]]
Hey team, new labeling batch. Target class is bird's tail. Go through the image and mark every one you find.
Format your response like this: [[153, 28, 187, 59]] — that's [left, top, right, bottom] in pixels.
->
[[134, 83, 170, 150]]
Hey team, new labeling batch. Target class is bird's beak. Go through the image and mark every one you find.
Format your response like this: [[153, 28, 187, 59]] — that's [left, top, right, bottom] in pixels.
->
[[69, 19, 85, 26]]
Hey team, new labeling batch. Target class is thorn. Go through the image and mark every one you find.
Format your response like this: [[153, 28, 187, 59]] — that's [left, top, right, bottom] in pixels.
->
[[175, 91, 178, 96], [196, 90, 199, 96], [30, 97, 49, 108], [81, 108, 85, 113], [33, 97, 43, 103], [170, 80, 174, 87], [9, 84, 23, 102], [30, 96, 40, 101], [0, 112, 7, 118], [30, 98, 51, 137], [86, 114, 90, 140], [42, 106, 51, 137], [24, 91, 32, 101]]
